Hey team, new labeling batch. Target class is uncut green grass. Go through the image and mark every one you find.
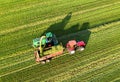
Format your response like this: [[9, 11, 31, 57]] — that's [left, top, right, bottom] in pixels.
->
[[0, 0, 120, 33], [0, 0, 119, 31], [0, 23, 120, 82], [0, 0, 120, 82]]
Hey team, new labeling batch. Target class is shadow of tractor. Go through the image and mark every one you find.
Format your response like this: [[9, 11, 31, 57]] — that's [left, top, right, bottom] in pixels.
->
[[60, 22, 91, 47]]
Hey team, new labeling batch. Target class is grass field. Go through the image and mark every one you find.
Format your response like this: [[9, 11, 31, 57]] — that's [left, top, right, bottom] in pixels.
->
[[0, 0, 120, 82]]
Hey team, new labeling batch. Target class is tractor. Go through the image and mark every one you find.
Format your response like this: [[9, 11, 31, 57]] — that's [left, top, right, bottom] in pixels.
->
[[66, 40, 85, 54], [32, 32, 86, 63]]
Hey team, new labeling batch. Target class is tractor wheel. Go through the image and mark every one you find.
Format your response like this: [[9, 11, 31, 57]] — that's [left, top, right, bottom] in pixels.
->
[[69, 50, 75, 55], [77, 47, 85, 51], [46, 59, 50, 63], [41, 61, 46, 64]]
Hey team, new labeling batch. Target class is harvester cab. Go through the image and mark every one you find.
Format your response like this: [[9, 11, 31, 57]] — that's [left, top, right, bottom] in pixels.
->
[[33, 32, 64, 63], [45, 32, 58, 47]]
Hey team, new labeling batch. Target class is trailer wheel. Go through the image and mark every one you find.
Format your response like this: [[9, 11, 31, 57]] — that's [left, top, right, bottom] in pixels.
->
[[41, 61, 46, 64], [46, 59, 50, 63]]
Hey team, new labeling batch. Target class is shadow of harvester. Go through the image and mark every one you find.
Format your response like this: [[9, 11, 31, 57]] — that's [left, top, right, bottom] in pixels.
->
[[42, 12, 91, 47], [42, 12, 72, 37]]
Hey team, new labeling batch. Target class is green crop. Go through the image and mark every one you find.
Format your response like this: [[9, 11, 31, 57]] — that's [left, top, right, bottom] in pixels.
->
[[0, 0, 120, 82]]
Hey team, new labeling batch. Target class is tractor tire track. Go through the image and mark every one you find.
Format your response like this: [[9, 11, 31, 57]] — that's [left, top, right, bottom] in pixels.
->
[[1, 21, 119, 60], [0, 22, 119, 78], [27, 50, 120, 82], [42, 52, 120, 82], [1, 42, 120, 78]]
